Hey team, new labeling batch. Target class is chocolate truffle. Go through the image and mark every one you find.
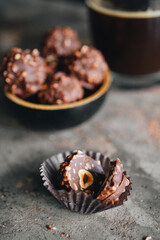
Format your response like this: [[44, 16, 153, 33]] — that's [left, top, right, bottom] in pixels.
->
[[98, 158, 130, 204], [41, 150, 131, 213], [42, 26, 81, 60], [0, 48, 47, 98], [38, 72, 84, 105], [69, 45, 108, 90], [59, 150, 106, 195]]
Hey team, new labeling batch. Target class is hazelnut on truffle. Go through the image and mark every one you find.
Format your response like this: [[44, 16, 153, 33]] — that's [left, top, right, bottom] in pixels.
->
[[0, 48, 48, 98], [58, 150, 105, 195], [38, 72, 84, 105], [69, 45, 108, 90]]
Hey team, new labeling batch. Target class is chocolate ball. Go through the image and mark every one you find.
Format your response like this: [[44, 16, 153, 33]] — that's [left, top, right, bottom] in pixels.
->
[[98, 158, 130, 204], [42, 26, 81, 60], [0, 48, 47, 98], [38, 72, 84, 105], [58, 150, 106, 195], [69, 45, 108, 90]]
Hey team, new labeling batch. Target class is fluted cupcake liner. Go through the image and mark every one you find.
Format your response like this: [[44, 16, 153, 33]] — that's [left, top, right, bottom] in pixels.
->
[[40, 150, 131, 214]]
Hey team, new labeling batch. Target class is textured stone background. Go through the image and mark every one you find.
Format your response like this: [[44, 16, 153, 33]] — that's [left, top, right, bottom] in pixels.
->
[[0, 1, 160, 240]]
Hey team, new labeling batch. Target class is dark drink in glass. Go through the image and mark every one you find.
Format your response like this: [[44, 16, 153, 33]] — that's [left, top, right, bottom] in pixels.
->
[[86, 0, 160, 86]]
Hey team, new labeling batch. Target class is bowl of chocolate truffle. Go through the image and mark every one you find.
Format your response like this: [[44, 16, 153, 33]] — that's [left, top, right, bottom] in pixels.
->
[[0, 26, 112, 129]]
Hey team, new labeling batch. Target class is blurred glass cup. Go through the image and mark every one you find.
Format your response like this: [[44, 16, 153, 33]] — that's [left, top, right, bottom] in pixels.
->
[[86, 0, 160, 87]]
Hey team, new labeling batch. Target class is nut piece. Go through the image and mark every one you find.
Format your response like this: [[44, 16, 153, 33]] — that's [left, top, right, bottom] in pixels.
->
[[73, 183, 78, 191], [145, 237, 152, 240], [78, 169, 94, 189]]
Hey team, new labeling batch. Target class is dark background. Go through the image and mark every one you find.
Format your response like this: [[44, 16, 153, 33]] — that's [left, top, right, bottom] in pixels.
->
[[0, 0, 88, 60]]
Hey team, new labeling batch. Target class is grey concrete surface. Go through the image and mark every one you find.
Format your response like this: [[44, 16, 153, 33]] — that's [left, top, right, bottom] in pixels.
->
[[0, 1, 160, 240]]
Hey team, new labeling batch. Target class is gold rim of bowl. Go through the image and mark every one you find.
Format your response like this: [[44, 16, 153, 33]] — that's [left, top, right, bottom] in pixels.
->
[[5, 70, 112, 111]]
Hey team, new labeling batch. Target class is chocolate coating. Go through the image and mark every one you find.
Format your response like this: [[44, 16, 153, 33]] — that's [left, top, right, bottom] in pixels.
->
[[0, 48, 47, 98], [69, 45, 108, 90], [59, 150, 105, 195], [42, 26, 81, 58], [38, 72, 84, 104], [98, 158, 130, 204], [103, 174, 129, 204]]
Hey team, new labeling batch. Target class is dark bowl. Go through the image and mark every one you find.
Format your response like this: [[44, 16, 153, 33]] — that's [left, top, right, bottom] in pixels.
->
[[5, 71, 112, 129]]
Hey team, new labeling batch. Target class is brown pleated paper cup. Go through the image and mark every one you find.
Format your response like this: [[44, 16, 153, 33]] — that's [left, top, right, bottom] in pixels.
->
[[40, 150, 131, 214]]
